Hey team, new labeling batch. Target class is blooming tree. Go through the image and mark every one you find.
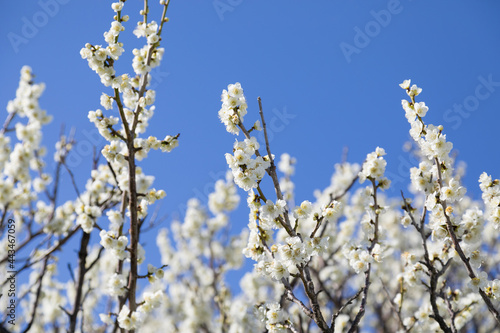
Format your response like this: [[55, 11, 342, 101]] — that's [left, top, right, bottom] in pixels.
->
[[1, 1, 500, 333]]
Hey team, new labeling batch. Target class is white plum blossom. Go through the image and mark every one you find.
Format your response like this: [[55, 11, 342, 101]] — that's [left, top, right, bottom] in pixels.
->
[[225, 138, 270, 191], [218, 82, 248, 135], [359, 146, 389, 185]]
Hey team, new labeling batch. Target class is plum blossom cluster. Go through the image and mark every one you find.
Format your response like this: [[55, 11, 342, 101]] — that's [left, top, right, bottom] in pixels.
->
[[400, 80, 453, 163], [480, 172, 500, 229], [277, 153, 296, 202], [114, 290, 163, 330], [343, 244, 374, 274], [256, 302, 292, 333], [218, 82, 248, 135], [82, 0, 176, 171], [1, 66, 52, 207], [397, 80, 500, 332], [358, 146, 390, 189], [79, 0, 125, 88], [77, 1, 176, 331], [100, 230, 129, 260], [225, 137, 271, 191]]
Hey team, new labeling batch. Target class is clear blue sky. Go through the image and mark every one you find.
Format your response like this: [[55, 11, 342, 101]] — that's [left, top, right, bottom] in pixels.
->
[[2, 0, 500, 293]]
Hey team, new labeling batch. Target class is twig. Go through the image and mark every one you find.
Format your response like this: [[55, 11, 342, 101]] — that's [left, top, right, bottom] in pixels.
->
[[68, 230, 91, 333], [331, 289, 362, 331], [22, 256, 50, 333]]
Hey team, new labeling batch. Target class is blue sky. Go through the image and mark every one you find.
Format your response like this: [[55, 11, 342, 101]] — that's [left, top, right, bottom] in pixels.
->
[[2, 0, 500, 295]]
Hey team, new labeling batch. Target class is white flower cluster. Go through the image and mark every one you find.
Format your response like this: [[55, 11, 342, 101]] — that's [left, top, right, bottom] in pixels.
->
[[225, 137, 271, 191], [80, 31, 124, 87], [277, 153, 295, 176], [278, 153, 296, 202], [292, 200, 313, 220], [485, 279, 500, 299], [147, 263, 165, 283], [117, 290, 163, 330], [358, 147, 390, 189], [132, 43, 164, 76], [82, 0, 175, 179], [134, 135, 179, 161], [399, 252, 425, 286], [401, 80, 453, 163], [256, 302, 291, 333], [439, 177, 466, 203], [36, 200, 74, 235], [6, 66, 52, 125], [322, 200, 343, 224], [2, 66, 52, 196], [409, 160, 435, 194], [208, 171, 240, 215], [402, 291, 481, 332], [75, 202, 102, 233], [401, 81, 469, 241], [106, 273, 127, 296], [343, 244, 374, 274], [218, 82, 248, 135], [480, 172, 500, 228], [264, 236, 329, 280], [100, 230, 129, 260]]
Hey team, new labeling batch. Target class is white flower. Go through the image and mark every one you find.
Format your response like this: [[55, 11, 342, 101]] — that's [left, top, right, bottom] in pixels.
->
[[107, 273, 127, 296], [218, 83, 248, 135], [117, 305, 133, 330], [399, 79, 411, 90], [359, 147, 387, 182], [293, 200, 312, 219], [489, 280, 500, 299], [147, 33, 159, 44], [228, 82, 244, 98], [260, 199, 286, 227], [99, 313, 114, 325], [111, 1, 124, 12], [414, 101, 429, 117], [253, 120, 262, 131], [265, 303, 284, 325], [322, 201, 342, 223], [267, 260, 289, 280], [408, 84, 422, 97], [468, 271, 488, 291], [100, 93, 113, 110]]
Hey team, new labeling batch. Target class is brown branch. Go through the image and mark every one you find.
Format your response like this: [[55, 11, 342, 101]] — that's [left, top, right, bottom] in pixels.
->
[[347, 265, 371, 333], [21, 256, 50, 333], [68, 230, 91, 333], [331, 289, 362, 332]]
